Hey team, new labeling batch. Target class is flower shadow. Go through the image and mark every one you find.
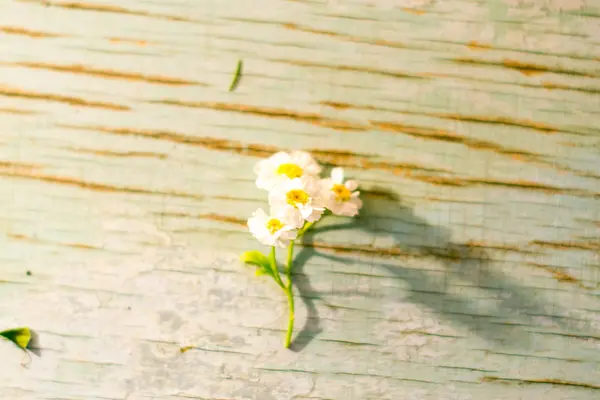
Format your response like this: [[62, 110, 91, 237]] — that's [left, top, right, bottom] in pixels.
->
[[289, 187, 578, 351]]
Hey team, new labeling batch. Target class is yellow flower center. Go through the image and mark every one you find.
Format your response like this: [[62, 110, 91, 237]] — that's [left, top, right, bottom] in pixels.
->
[[332, 184, 351, 202], [266, 218, 284, 234], [286, 189, 309, 208], [277, 163, 303, 179]]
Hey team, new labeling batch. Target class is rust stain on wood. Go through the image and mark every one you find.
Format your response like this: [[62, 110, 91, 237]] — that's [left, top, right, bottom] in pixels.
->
[[22, 0, 193, 22], [420, 70, 600, 96], [412, 174, 597, 197], [58, 124, 448, 177], [467, 41, 491, 51], [0, 107, 39, 115], [306, 241, 505, 261], [361, 188, 400, 201], [0, 161, 43, 174], [198, 213, 246, 226], [451, 57, 598, 78], [108, 37, 152, 46], [527, 262, 589, 288], [66, 242, 100, 250], [481, 376, 600, 390], [148, 99, 367, 131], [370, 120, 550, 160], [59, 123, 279, 158], [502, 59, 548, 76], [371, 120, 600, 179], [159, 212, 246, 226], [306, 241, 411, 258], [273, 59, 427, 80], [282, 22, 408, 49], [308, 148, 448, 174], [324, 101, 557, 135], [402, 8, 425, 15], [10, 62, 200, 86], [7, 233, 29, 241], [0, 25, 63, 38], [464, 177, 596, 197], [0, 167, 203, 200], [410, 175, 468, 187], [314, 13, 381, 22], [423, 196, 487, 205], [0, 86, 130, 111], [320, 101, 352, 110], [64, 147, 168, 160], [8, 232, 103, 251], [530, 240, 600, 251], [410, 112, 557, 135], [57, 124, 597, 197], [541, 80, 600, 95], [465, 241, 528, 254]]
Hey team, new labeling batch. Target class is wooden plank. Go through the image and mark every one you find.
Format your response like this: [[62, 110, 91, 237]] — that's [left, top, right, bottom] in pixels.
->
[[0, 0, 599, 398]]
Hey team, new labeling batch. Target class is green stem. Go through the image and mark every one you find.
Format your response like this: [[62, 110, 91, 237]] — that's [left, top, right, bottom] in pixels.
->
[[269, 247, 285, 289], [282, 220, 316, 348], [286, 240, 295, 286], [284, 285, 295, 348], [298, 221, 314, 237], [283, 238, 295, 348]]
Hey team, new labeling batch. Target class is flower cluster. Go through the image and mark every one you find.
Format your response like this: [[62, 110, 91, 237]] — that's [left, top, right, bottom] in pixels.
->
[[242, 151, 363, 348], [248, 151, 362, 248]]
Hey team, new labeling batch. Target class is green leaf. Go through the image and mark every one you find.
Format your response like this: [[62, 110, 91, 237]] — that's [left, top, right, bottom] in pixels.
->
[[241, 250, 274, 278], [0, 327, 31, 350], [228, 59, 243, 92], [241, 250, 269, 268]]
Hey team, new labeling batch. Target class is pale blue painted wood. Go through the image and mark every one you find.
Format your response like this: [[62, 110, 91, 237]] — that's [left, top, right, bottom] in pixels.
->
[[0, 0, 599, 399]]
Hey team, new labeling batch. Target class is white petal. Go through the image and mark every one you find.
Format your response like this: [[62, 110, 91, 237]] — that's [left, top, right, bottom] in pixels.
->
[[305, 207, 325, 222], [345, 180, 358, 191], [287, 210, 305, 228], [288, 177, 304, 190], [351, 196, 363, 211], [298, 176, 317, 195], [273, 205, 303, 228], [278, 228, 298, 242], [303, 163, 322, 176], [298, 205, 314, 220], [291, 151, 321, 175], [290, 150, 313, 165], [326, 200, 345, 215], [268, 190, 287, 205], [248, 208, 268, 227], [270, 152, 291, 165], [255, 175, 275, 190], [331, 167, 344, 183], [275, 238, 289, 248], [318, 178, 333, 195]]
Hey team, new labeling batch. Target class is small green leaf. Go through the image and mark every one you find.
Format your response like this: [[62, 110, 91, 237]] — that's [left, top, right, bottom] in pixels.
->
[[255, 267, 274, 278], [0, 327, 31, 350], [228, 59, 243, 92], [241, 250, 270, 268], [241, 250, 275, 278]]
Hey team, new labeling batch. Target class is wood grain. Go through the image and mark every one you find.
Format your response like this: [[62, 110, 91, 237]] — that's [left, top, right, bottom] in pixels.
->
[[1, 0, 599, 399]]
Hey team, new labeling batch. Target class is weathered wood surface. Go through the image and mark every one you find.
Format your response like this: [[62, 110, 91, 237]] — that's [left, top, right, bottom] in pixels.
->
[[1, 0, 599, 398]]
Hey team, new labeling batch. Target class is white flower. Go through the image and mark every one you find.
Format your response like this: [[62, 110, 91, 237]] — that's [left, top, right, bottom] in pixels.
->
[[247, 208, 300, 248], [321, 167, 362, 217], [254, 151, 321, 191], [269, 176, 325, 223]]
